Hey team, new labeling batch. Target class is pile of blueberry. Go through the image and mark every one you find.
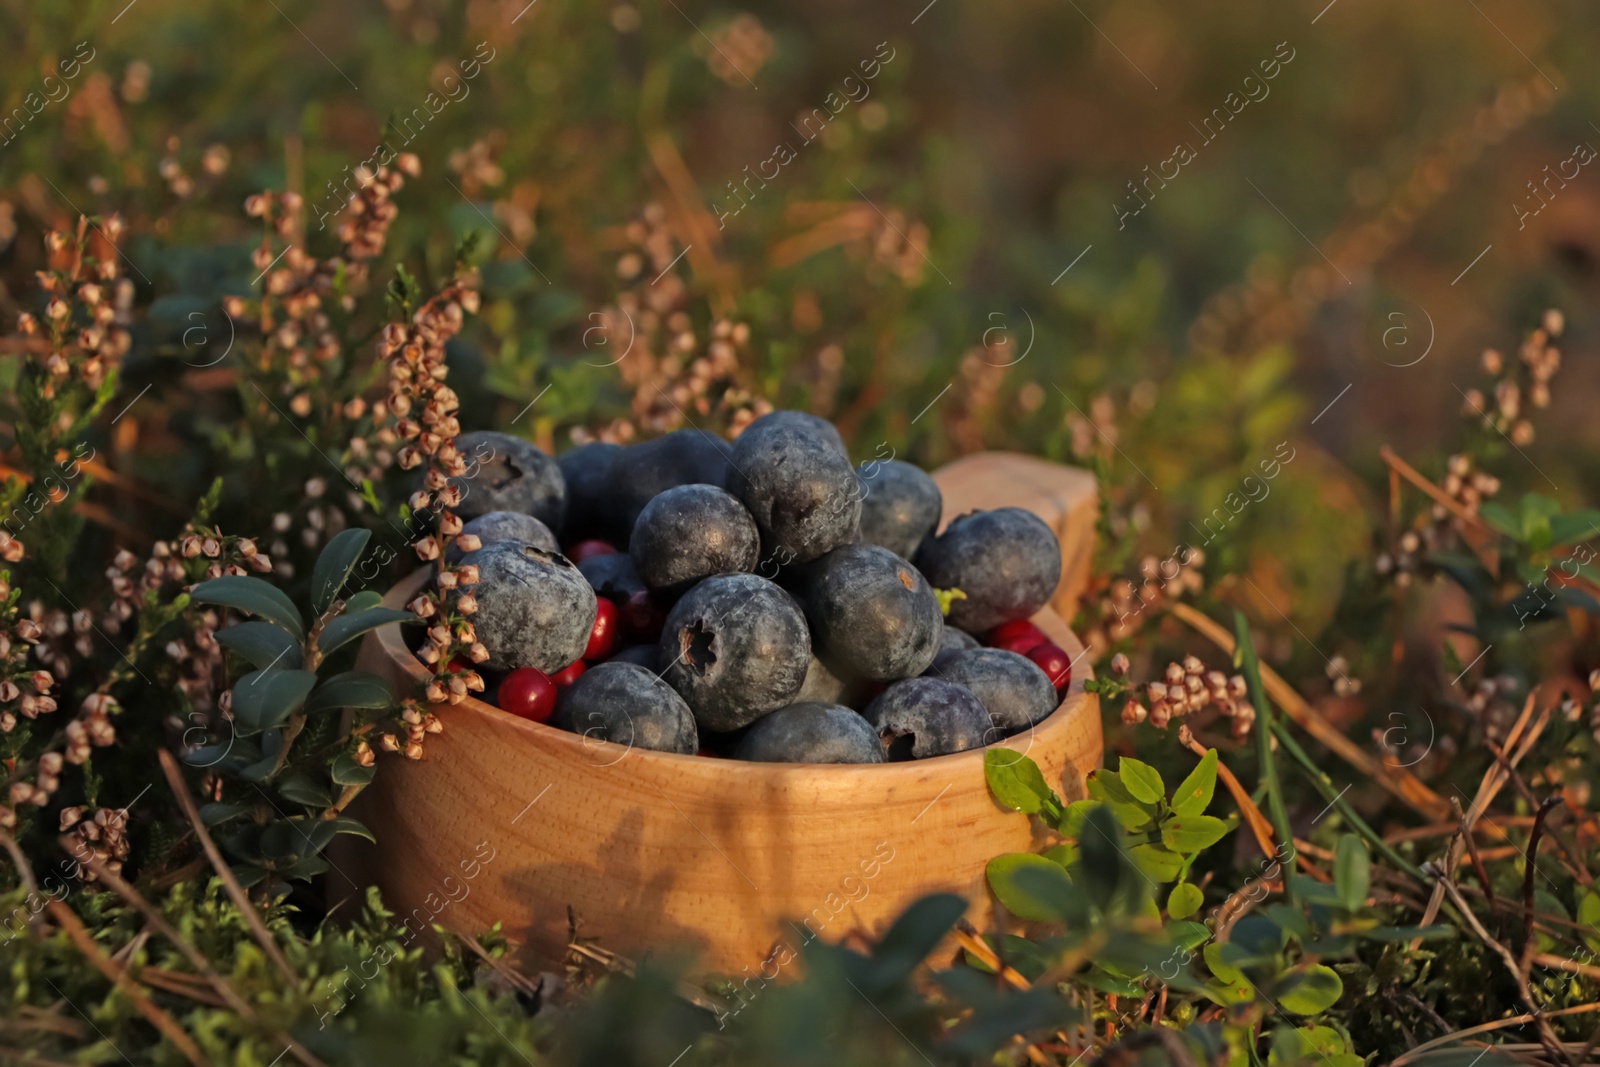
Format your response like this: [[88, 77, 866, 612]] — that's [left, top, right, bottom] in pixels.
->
[[425, 411, 1073, 764]]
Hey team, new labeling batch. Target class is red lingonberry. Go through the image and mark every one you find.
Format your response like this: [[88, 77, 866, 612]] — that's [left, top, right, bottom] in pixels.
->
[[1026, 642, 1072, 694], [497, 667, 557, 723], [550, 660, 587, 688], [620, 589, 666, 642], [987, 618, 1048, 653], [583, 598, 619, 661], [567, 539, 618, 563]]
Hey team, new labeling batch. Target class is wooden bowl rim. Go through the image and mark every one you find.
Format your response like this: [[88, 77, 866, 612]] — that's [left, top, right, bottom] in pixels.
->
[[374, 566, 1095, 781]]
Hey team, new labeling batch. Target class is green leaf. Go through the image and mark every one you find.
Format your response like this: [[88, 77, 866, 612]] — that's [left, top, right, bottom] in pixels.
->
[[277, 774, 333, 807], [327, 816, 376, 844], [311, 528, 373, 615], [1167, 882, 1203, 919], [1077, 805, 1141, 911], [199, 802, 252, 827], [1130, 843, 1186, 882], [1478, 501, 1522, 540], [1550, 509, 1600, 546], [1357, 924, 1455, 942], [869, 893, 967, 988], [284, 855, 331, 882], [317, 608, 416, 655], [1204, 942, 1244, 985], [216, 622, 301, 671], [1170, 920, 1211, 952], [1161, 814, 1231, 853], [1116, 757, 1165, 804], [984, 750, 1059, 816], [1172, 749, 1218, 817], [1042, 843, 1079, 868], [986, 853, 1079, 923], [305, 671, 395, 714], [344, 590, 384, 614], [190, 575, 305, 639], [260, 819, 305, 861], [1333, 833, 1370, 911], [1087, 769, 1157, 832], [330, 752, 377, 787], [1277, 964, 1343, 1015], [1578, 890, 1600, 954], [230, 864, 269, 889], [1269, 1025, 1350, 1066], [231, 669, 318, 734]]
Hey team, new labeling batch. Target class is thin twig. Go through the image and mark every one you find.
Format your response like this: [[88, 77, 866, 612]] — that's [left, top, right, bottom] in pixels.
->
[[951, 924, 1032, 991], [1180, 734, 1276, 858], [1437, 878, 1575, 1067], [68, 842, 328, 1067], [1390, 1001, 1600, 1065], [44, 900, 207, 1067], [1170, 602, 1451, 819], [1520, 796, 1566, 978], [1411, 797, 1471, 953], [157, 749, 299, 986]]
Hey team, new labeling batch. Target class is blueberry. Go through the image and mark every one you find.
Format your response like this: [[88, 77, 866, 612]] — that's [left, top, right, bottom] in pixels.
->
[[794, 652, 855, 706], [450, 431, 566, 529], [935, 648, 1058, 734], [729, 418, 861, 563], [447, 511, 557, 563], [928, 624, 980, 672], [862, 677, 991, 759], [914, 507, 1061, 633], [602, 430, 734, 543], [659, 573, 810, 732], [742, 409, 847, 457], [578, 552, 646, 600], [553, 662, 697, 754], [802, 544, 942, 681], [606, 644, 661, 671], [857, 460, 942, 560], [557, 441, 623, 542], [630, 484, 760, 593], [735, 703, 884, 764], [460, 541, 596, 672]]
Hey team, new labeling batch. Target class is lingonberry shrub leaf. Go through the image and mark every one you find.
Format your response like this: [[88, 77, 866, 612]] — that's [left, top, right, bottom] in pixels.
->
[[277, 774, 333, 807], [344, 589, 385, 613], [316, 608, 417, 655], [310, 527, 373, 614], [216, 621, 301, 671], [191, 574, 306, 639], [305, 671, 395, 714], [230, 669, 318, 733]]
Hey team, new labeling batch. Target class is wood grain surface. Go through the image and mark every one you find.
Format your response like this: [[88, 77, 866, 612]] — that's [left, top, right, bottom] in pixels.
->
[[333, 452, 1102, 975]]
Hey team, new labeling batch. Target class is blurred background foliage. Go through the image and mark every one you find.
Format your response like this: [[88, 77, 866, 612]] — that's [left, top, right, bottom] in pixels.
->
[[3, 2, 1600, 1063], [0, 0, 1593, 652], [2, 0, 1596, 646]]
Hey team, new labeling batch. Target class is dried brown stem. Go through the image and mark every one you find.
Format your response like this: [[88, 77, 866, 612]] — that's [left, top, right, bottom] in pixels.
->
[[1179, 734, 1276, 859], [1437, 877, 1574, 1067], [1519, 795, 1566, 978], [68, 842, 328, 1067], [157, 748, 299, 986], [44, 900, 207, 1067], [1169, 602, 1451, 820]]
